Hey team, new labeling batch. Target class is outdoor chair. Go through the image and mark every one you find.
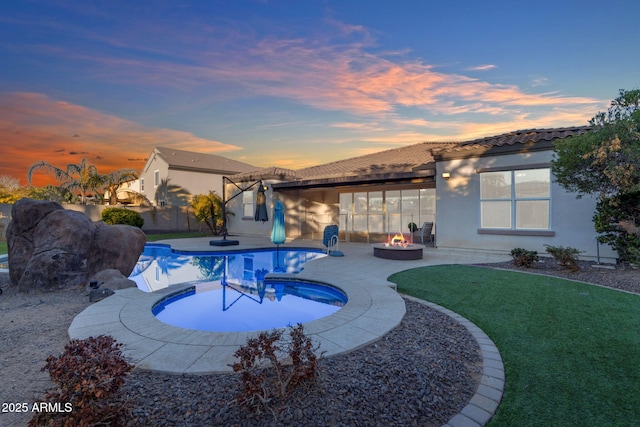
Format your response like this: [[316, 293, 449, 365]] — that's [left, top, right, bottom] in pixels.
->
[[322, 224, 344, 257], [419, 222, 434, 244]]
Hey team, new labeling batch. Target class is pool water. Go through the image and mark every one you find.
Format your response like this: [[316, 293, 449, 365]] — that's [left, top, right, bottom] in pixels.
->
[[129, 244, 327, 292], [129, 244, 347, 332], [153, 280, 347, 332]]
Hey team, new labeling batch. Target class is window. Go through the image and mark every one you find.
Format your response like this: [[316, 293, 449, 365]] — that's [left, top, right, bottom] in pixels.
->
[[243, 256, 254, 280], [480, 168, 550, 230], [339, 188, 436, 235], [140, 178, 145, 192], [243, 191, 254, 217], [154, 170, 160, 187]]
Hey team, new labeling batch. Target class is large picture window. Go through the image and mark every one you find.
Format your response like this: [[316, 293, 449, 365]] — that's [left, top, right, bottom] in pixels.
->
[[339, 188, 436, 238], [480, 168, 550, 230]]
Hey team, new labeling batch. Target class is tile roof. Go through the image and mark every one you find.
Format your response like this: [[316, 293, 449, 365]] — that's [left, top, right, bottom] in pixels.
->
[[224, 127, 593, 185], [231, 167, 298, 181], [295, 142, 458, 180], [154, 147, 257, 174], [433, 126, 592, 154]]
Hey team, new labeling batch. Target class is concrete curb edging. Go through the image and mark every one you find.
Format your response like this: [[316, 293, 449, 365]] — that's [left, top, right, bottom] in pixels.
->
[[402, 295, 504, 427]]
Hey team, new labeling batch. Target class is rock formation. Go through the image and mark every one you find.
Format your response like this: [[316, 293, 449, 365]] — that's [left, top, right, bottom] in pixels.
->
[[6, 198, 145, 293]]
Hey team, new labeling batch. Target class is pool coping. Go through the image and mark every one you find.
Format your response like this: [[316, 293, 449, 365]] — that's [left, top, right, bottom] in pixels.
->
[[67, 238, 507, 426], [68, 251, 407, 374]]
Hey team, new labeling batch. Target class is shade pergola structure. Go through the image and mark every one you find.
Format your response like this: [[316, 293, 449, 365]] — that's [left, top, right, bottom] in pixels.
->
[[210, 176, 268, 246]]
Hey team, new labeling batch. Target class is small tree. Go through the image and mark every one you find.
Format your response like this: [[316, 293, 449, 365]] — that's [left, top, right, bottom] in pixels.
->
[[553, 89, 640, 198], [99, 169, 138, 205], [27, 158, 101, 205], [552, 89, 640, 262], [593, 191, 640, 264], [0, 175, 28, 203], [190, 192, 225, 234]]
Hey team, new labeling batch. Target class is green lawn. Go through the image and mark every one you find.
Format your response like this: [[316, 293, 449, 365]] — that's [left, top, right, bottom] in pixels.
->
[[390, 265, 640, 427], [0, 241, 6, 255]]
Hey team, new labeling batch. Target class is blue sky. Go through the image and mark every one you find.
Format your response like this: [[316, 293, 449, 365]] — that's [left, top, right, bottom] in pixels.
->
[[1, 0, 638, 185]]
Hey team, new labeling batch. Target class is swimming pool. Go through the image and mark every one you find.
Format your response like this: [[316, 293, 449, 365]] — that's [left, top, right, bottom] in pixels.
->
[[129, 244, 347, 332], [153, 279, 347, 332], [129, 244, 327, 292]]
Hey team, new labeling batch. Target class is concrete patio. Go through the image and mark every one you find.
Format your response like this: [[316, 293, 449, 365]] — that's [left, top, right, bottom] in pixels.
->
[[69, 236, 509, 373], [68, 236, 510, 425]]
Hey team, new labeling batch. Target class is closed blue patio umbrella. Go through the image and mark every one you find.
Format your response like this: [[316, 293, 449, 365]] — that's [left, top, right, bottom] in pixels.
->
[[271, 200, 286, 271], [270, 200, 286, 245]]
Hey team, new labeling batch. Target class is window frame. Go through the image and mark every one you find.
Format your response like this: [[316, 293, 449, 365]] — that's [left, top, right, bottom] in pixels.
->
[[477, 164, 555, 236], [242, 190, 254, 218]]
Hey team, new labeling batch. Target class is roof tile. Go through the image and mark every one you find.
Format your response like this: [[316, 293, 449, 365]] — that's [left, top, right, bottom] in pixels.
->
[[154, 147, 257, 174]]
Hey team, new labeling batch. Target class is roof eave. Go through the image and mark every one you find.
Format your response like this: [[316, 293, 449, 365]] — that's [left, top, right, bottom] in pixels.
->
[[272, 169, 436, 190], [433, 140, 555, 161]]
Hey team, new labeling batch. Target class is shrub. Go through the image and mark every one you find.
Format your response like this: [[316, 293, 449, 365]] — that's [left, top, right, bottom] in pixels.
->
[[593, 191, 640, 265], [408, 222, 418, 233], [101, 207, 144, 228], [510, 248, 538, 268], [232, 324, 321, 416], [29, 335, 133, 427], [545, 245, 583, 271]]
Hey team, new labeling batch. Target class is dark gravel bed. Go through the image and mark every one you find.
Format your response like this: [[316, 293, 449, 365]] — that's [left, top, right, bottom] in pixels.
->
[[117, 299, 482, 427], [3, 257, 636, 426], [477, 257, 639, 294]]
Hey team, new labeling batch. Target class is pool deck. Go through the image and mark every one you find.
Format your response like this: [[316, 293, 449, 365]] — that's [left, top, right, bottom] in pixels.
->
[[68, 236, 510, 425]]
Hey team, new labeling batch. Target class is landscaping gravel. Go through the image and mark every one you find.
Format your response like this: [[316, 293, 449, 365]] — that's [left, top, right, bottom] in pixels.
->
[[477, 257, 640, 295], [1, 257, 637, 427]]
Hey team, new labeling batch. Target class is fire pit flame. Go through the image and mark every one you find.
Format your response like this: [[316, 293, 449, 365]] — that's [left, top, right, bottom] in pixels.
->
[[386, 233, 411, 247]]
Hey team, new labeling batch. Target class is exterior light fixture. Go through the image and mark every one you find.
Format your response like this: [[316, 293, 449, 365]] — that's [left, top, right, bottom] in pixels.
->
[[442, 172, 451, 180]]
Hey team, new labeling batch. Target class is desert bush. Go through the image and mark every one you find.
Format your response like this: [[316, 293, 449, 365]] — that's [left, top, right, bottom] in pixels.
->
[[593, 191, 640, 265], [545, 244, 583, 271], [232, 324, 321, 416], [101, 207, 144, 228], [510, 248, 538, 268], [29, 335, 133, 427]]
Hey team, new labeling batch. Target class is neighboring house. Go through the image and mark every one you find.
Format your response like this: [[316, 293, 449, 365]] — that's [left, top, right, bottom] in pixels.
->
[[225, 127, 617, 262], [103, 178, 150, 206], [138, 147, 258, 206]]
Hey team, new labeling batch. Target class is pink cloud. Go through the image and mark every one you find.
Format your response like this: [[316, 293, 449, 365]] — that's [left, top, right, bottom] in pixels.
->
[[0, 92, 242, 186], [29, 18, 605, 130]]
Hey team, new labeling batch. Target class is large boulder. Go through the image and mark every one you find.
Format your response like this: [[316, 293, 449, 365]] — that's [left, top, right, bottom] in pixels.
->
[[6, 198, 146, 293]]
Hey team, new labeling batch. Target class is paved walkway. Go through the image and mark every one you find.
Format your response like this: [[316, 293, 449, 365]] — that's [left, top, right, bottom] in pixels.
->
[[68, 236, 510, 426]]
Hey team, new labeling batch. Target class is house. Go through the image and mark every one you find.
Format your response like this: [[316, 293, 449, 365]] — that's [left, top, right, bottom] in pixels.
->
[[137, 147, 258, 206], [224, 127, 617, 262], [224, 142, 457, 242]]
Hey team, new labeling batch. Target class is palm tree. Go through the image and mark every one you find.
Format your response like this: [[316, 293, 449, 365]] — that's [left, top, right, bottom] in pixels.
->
[[100, 169, 139, 205], [28, 158, 102, 205]]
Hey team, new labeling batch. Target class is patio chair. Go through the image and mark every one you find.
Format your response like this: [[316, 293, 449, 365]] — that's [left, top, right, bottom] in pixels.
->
[[322, 225, 344, 257], [419, 222, 434, 244]]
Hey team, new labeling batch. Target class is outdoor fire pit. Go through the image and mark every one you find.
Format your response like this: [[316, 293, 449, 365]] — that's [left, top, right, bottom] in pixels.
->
[[372, 234, 424, 260]]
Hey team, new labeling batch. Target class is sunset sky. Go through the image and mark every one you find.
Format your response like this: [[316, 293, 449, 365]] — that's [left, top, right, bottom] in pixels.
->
[[1, 0, 638, 186]]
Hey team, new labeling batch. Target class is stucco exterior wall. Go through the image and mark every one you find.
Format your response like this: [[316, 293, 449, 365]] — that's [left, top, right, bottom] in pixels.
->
[[139, 157, 169, 206], [435, 150, 617, 261], [138, 155, 226, 207]]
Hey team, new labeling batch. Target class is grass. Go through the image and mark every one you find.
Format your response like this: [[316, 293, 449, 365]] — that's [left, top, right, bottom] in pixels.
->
[[390, 265, 640, 427], [0, 241, 6, 255]]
